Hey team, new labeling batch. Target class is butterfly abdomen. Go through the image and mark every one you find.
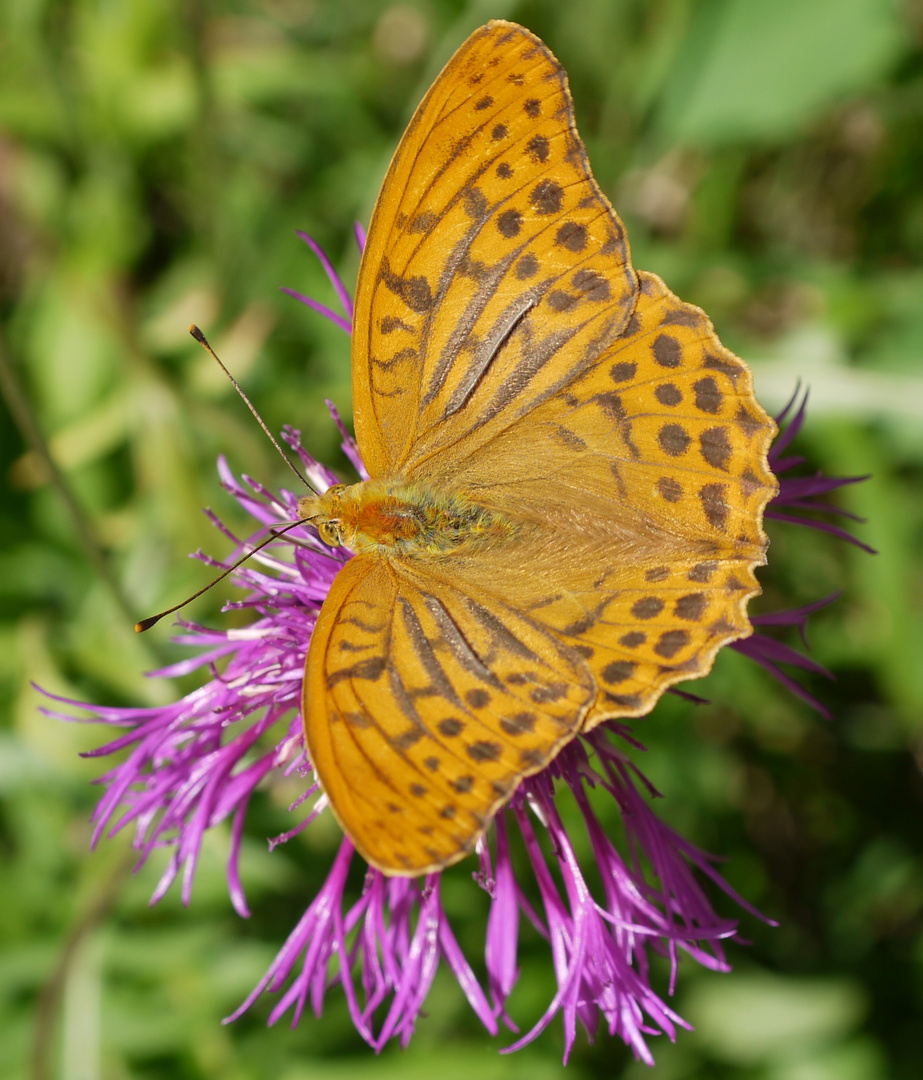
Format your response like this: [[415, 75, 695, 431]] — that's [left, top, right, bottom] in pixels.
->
[[312, 479, 517, 557]]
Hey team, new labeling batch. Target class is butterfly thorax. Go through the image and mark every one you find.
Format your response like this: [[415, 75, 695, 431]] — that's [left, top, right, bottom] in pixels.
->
[[298, 480, 516, 557]]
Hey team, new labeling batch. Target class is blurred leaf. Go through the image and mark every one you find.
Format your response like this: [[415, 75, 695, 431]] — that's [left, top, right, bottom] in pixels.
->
[[683, 970, 867, 1064], [659, 0, 906, 144]]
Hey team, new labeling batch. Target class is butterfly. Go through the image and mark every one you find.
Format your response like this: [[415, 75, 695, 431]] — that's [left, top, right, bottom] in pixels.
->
[[297, 20, 778, 876]]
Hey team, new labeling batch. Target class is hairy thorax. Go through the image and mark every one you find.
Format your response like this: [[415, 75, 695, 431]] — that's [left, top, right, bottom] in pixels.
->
[[297, 480, 517, 557]]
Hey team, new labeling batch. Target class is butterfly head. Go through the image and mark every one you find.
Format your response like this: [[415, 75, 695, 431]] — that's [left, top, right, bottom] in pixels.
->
[[297, 484, 349, 548]]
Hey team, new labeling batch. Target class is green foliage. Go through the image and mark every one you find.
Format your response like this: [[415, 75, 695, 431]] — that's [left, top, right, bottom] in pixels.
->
[[1, 1, 921, 1077]]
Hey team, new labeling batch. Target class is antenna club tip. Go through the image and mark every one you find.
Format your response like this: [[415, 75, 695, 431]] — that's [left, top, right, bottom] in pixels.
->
[[135, 617, 158, 633], [189, 324, 206, 343]]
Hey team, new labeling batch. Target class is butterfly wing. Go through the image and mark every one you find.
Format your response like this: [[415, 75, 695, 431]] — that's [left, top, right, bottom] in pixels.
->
[[352, 20, 637, 477], [303, 552, 593, 875], [441, 270, 778, 724]]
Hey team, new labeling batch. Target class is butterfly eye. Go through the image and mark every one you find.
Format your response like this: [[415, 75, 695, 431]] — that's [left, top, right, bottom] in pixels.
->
[[318, 521, 342, 547], [325, 484, 347, 496]]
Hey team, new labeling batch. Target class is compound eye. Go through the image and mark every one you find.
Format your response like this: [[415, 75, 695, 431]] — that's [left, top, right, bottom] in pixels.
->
[[325, 483, 347, 496], [317, 520, 341, 547]]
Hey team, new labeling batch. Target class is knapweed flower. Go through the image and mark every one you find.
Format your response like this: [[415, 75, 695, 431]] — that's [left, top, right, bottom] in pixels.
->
[[44, 233, 870, 1065]]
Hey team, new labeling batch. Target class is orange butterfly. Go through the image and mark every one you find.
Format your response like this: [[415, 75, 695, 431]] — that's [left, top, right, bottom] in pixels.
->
[[298, 21, 777, 876]]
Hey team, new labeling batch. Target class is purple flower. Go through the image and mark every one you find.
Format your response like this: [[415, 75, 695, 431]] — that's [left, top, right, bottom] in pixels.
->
[[43, 233, 869, 1064]]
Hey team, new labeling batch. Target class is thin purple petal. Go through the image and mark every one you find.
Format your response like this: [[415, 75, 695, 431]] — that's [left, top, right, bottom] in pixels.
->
[[280, 288, 351, 333], [296, 230, 354, 318]]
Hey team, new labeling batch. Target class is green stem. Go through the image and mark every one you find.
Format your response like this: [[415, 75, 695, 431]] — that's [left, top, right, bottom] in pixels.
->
[[0, 328, 137, 626]]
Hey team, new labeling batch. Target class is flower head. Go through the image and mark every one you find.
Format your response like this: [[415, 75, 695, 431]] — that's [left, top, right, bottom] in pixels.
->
[[44, 234, 869, 1064]]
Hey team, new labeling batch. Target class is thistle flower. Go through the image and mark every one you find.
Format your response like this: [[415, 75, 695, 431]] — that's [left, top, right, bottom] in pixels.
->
[[44, 233, 869, 1065]]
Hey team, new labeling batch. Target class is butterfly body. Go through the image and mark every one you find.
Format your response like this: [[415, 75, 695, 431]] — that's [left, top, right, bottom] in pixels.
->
[[298, 480, 518, 556], [300, 21, 779, 876]]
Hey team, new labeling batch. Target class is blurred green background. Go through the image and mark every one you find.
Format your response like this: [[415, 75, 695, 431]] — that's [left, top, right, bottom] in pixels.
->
[[1, 1, 922, 1077]]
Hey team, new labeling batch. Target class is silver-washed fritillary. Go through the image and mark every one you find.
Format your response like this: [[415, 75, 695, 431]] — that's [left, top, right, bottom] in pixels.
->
[[298, 21, 778, 876]]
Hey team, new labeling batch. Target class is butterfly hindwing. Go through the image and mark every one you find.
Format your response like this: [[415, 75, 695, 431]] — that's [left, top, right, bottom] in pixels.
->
[[438, 271, 777, 725], [303, 553, 593, 875]]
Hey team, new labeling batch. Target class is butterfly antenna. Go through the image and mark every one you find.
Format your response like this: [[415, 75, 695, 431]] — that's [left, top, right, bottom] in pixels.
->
[[135, 519, 308, 632], [188, 325, 318, 494]]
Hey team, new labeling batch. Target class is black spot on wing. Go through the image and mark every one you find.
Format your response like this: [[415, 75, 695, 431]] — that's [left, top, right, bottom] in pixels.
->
[[531, 179, 563, 215]]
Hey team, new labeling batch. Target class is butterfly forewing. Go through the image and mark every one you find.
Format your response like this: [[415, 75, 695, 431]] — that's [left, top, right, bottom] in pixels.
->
[[352, 21, 637, 478], [303, 554, 593, 874]]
